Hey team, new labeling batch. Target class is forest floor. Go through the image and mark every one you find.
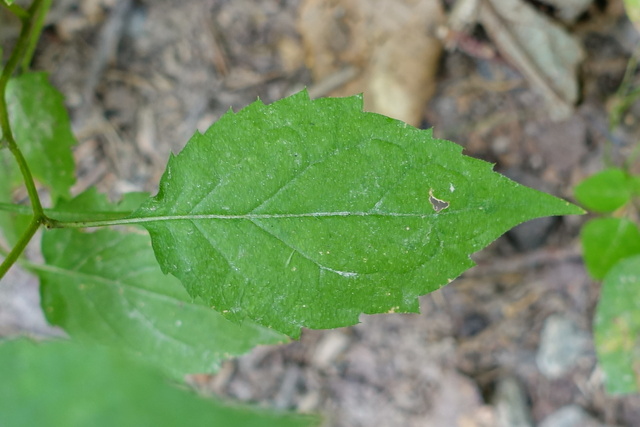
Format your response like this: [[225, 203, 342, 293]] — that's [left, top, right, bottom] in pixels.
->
[[2, 0, 640, 426]]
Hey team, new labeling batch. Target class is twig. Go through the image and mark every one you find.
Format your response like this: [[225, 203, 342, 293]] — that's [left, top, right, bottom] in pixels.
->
[[307, 66, 359, 99], [81, 0, 133, 108], [466, 244, 582, 278]]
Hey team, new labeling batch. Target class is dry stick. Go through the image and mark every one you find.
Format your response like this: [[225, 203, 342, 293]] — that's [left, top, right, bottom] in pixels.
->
[[466, 244, 582, 278], [204, 14, 230, 76], [478, 0, 574, 118], [75, 0, 133, 177], [81, 0, 133, 108], [307, 66, 359, 99]]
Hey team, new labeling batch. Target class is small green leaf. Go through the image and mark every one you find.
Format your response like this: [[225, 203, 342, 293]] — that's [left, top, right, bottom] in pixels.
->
[[38, 190, 287, 379], [594, 255, 640, 394], [2, 0, 15, 5], [132, 91, 582, 337], [6, 72, 76, 199], [624, 0, 640, 30], [0, 339, 318, 426], [632, 175, 640, 195], [581, 218, 640, 280], [574, 168, 633, 213]]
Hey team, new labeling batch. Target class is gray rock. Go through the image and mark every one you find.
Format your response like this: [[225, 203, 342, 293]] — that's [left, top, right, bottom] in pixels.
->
[[536, 315, 590, 379], [538, 405, 608, 427], [494, 376, 533, 427]]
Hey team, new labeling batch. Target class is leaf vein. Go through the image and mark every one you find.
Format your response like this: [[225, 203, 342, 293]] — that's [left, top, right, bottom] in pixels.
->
[[37, 263, 185, 304], [249, 219, 359, 277], [67, 233, 129, 272]]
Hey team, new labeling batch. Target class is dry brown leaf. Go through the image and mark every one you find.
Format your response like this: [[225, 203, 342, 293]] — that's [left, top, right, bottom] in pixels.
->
[[298, 0, 444, 127], [277, 36, 306, 74]]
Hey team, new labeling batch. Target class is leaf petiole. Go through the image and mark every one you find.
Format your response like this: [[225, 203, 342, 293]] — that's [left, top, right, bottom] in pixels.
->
[[0, 0, 50, 218], [0, 202, 136, 223], [20, 0, 51, 72], [2, 2, 29, 21], [0, 215, 39, 278]]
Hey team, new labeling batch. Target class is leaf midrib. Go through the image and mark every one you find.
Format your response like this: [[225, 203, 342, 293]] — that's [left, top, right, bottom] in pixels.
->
[[136, 211, 439, 221]]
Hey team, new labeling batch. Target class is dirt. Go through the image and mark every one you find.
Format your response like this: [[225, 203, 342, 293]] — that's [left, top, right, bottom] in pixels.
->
[[2, 0, 640, 425]]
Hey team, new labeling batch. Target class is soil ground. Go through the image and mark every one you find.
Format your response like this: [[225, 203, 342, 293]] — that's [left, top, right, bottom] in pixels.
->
[[2, 0, 640, 426]]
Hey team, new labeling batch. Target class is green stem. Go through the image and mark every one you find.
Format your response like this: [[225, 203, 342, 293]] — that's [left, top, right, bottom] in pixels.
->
[[20, 0, 51, 72], [2, 2, 29, 20], [610, 45, 640, 130], [0, 237, 47, 276], [0, 215, 40, 278], [0, 202, 136, 223], [604, 46, 640, 168], [5, 144, 43, 215], [0, 0, 47, 217], [0, 0, 52, 279]]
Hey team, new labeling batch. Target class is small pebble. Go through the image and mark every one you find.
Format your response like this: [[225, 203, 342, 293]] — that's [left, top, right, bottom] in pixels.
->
[[536, 315, 590, 379], [538, 404, 612, 427]]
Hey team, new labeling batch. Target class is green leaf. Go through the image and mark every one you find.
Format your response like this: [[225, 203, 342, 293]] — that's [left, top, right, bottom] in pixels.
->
[[54, 187, 149, 213], [0, 338, 319, 427], [0, 150, 33, 246], [581, 217, 640, 280], [2, 0, 14, 5], [0, 151, 22, 245], [632, 175, 640, 195], [594, 255, 640, 394], [45, 186, 149, 223], [132, 90, 583, 337], [624, 0, 640, 30], [574, 168, 633, 213], [38, 189, 288, 379], [6, 72, 76, 200]]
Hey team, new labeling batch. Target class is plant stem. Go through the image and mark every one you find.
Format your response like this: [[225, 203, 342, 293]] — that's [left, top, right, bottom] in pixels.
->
[[0, 202, 136, 223], [0, 215, 40, 278], [0, 0, 51, 279], [2, 2, 29, 20], [20, 0, 51, 72], [0, 0, 47, 217], [5, 145, 43, 214]]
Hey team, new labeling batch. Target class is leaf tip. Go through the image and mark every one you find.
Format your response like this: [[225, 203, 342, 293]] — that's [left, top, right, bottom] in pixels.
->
[[297, 87, 311, 100]]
